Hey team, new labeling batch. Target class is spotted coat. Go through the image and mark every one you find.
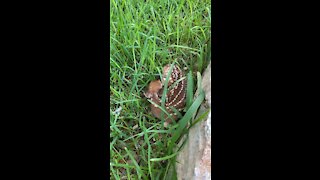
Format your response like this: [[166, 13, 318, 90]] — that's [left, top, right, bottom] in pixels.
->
[[144, 64, 187, 125]]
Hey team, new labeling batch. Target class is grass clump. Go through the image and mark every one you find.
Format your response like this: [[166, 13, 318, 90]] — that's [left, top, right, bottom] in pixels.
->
[[110, 0, 211, 179]]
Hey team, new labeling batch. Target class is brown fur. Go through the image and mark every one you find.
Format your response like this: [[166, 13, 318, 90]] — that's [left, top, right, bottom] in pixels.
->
[[145, 64, 187, 126]]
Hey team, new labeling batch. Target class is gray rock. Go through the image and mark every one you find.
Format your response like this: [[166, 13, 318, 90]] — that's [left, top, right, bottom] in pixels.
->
[[176, 61, 211, 180]]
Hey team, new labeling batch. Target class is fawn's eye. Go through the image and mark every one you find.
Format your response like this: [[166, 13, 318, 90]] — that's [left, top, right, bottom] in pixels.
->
[[155, 74, 161, 79]]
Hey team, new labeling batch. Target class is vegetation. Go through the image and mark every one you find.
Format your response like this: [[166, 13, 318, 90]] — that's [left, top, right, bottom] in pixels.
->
[[110, 0, 211, 179]]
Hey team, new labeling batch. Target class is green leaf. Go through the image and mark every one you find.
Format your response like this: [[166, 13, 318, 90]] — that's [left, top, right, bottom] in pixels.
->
[[186, 71, 194, 109], [150, 152, 179, 162], [160, 62, 179, 125], [189, 109, 210, 129], [124, 147, 146, 179], [169, 88, 205, 150]]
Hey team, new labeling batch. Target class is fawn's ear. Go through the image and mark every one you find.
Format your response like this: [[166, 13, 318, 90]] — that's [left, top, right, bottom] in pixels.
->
[[147, 80, 163, 93]]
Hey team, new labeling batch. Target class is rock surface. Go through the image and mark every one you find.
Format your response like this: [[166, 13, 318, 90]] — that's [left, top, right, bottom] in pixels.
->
[[176, 61, 211, 180]]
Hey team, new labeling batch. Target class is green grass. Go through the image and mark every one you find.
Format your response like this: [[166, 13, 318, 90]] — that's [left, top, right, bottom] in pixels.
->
[[110, 0, 211, 179]]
